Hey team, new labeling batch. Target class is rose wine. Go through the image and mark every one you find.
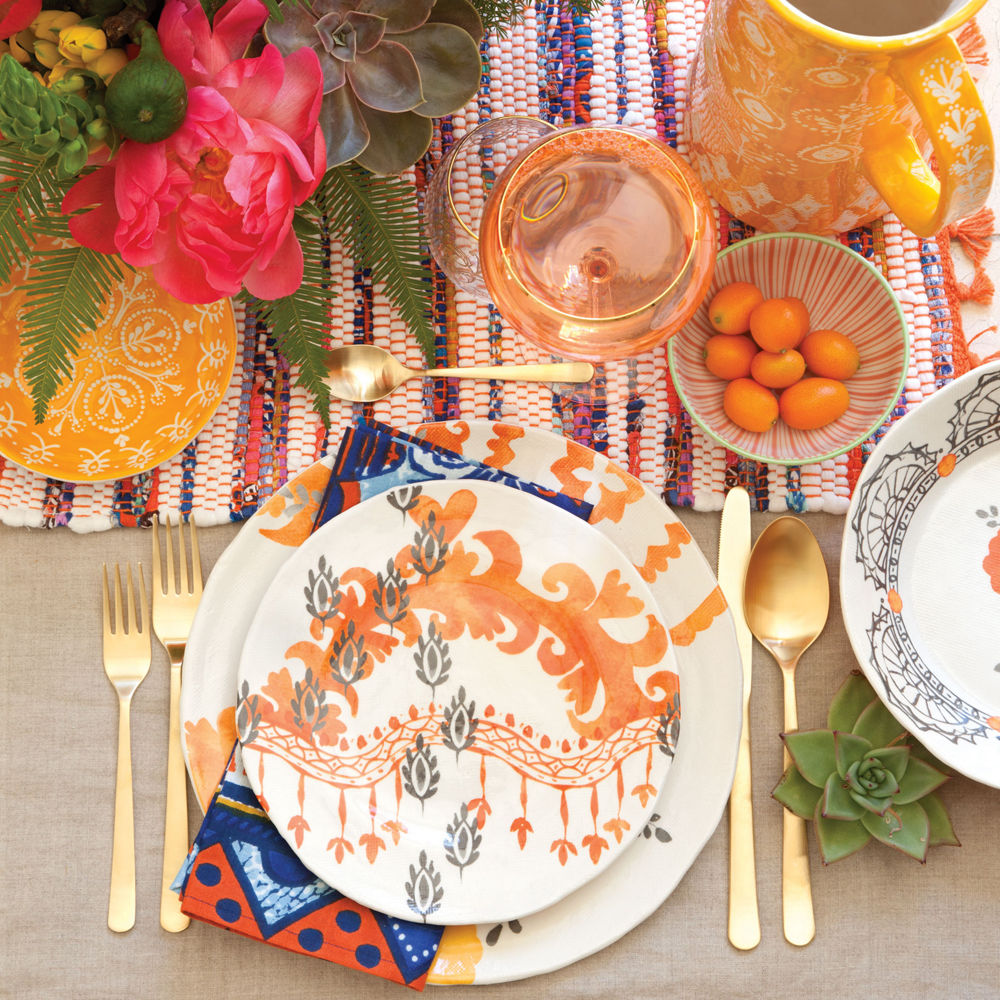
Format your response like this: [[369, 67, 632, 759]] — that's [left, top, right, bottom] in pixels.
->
[[478, 126, 715, 360]]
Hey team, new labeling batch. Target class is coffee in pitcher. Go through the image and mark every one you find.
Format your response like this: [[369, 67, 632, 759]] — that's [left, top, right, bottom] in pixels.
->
[[790, 0, 958, 36]]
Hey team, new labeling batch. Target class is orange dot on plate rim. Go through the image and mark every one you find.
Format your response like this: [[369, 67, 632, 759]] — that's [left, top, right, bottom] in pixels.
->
[[887, 589, 903, 613], [938, 454, 957, 476]]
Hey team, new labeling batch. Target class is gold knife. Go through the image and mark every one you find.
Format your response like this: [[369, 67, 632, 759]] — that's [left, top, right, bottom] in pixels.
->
[[718, 487, 760, 950]]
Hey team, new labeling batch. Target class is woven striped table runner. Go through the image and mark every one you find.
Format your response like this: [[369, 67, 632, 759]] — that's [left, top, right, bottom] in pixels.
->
[[0, 1, 980, 531]]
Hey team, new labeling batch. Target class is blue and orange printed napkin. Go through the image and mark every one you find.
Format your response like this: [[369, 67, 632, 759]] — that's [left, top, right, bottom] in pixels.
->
[[176, 421, 592, 988]]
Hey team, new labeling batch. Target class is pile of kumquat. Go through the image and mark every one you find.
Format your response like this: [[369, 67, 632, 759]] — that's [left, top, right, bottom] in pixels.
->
[[703, 281, 860, 434]]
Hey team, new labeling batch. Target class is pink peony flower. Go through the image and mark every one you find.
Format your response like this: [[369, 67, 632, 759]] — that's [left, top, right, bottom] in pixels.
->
[[63, 0, 326, 304], [0, 0, 40, 37]]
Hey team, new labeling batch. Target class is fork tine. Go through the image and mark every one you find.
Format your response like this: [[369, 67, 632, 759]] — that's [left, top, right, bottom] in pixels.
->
[[189, 519, 201, 594], [152, 515, 162, 595], [164, 514, 176, 595], [177, 518, 188, 596], [102, 562, 110, 633], [126, 565, 137, 634], [136, 563, 148, 633], [114, 564, 125, 635]]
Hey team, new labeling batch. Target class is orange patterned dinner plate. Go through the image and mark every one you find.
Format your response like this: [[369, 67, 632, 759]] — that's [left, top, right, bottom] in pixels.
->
[[0, 264, 235, 482], [236, 478, 680, 926]]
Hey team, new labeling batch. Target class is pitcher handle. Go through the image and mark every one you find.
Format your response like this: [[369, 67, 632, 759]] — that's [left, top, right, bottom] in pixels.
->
[[864, 35, 993, 238]]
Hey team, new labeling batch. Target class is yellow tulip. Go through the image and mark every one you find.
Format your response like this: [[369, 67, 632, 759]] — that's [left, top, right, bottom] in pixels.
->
[[33, 38, 62, 68], [49, 62, 87, 93], [8, 31, 33, 64], [46, 60, 75, 82], [58, 24, 107, 64], [30, 9, 81, 43], [90, 47, 128, 83]]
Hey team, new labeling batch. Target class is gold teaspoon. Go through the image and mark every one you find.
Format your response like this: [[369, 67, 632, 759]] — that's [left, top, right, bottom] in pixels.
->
[[324, 344, 595, 403], [743, 516, 829, 947]]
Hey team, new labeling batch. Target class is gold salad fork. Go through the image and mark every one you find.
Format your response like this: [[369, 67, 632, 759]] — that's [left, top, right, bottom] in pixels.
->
[[102, 563, 150, 934], [152, 514, 202, 933]]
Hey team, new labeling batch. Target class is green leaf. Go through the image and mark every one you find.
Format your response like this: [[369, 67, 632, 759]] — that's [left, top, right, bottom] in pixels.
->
[[0, 145, 67, 284], [401, 23, 484, 119], [863, 745, 911, 783], [821, 772, 865, 821], [20, 246, 128, 423], [894, 754, 948, 805], [814, 801, 871, 864], [316, 163, 434, 365], [921, 792, 960, 847], [908, 738, 953, 775], [848, 786, 893, 815], [833, 731, 871, 778], [860, 801, 930, 862], [827, 671, 877, 731], [253, 213, 336, 426], [852, 697, 907, 749], [783, 730, 836, 788], [772, 763, 823, 819]]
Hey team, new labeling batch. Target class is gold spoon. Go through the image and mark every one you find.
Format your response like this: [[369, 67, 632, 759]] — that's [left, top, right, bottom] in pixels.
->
[[325, 344, 595, 403], [743, 516, 829, 947]]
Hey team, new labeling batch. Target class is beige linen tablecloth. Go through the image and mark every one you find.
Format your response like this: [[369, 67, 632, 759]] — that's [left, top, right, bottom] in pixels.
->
[[2, 510, 997, 1000]]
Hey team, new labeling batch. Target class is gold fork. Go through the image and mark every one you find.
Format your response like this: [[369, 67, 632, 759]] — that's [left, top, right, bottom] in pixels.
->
[[102, 563, 150, 934], [152, 514, 202, 933]]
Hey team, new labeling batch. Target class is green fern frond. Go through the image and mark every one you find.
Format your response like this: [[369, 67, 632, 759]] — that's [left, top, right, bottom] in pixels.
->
[[0, 145, 68, 284], [252, 0, 309, 23], [20, 246, 127, 423], [317, 164, 435, 365], [252, 213, 336, 424], [470, 0, 611, 34]]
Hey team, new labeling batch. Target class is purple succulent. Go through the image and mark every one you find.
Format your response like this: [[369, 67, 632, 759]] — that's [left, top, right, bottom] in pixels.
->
[[265, 0, 484, 174]]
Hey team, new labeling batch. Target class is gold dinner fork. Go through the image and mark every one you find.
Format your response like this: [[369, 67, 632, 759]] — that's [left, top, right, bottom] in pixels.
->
[[152, 514, 202, 933], [102, 563, 150, 934]]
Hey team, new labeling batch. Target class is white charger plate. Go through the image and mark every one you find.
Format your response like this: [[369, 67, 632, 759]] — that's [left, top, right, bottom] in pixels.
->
[[182, 421, 741, 984], [237, 479, 678, 925], [841, 362, 1000, 788]]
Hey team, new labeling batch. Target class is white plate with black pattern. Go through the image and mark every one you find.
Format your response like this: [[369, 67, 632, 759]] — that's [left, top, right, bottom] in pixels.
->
[[841, 361, 1000, 787]]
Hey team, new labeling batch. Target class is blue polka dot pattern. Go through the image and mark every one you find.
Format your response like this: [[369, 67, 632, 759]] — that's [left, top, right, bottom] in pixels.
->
[[355, 944, 381, 969], [297, 928, 324, 952], [336, 909, 362, 933], [177, 746, 446, 985], [215, 898, 241, 923], [195, 863, 221, 887]]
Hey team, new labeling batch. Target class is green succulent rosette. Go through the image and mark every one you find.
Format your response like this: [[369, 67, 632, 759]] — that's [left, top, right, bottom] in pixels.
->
[[773, 671, 960, 864], [0, 53, 108, 178], [265, 0, 484, 175]]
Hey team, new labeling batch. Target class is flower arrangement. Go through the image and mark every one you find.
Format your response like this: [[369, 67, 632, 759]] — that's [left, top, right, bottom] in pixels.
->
[[773, 671, 959, 864], [0, 0, 604, 422]]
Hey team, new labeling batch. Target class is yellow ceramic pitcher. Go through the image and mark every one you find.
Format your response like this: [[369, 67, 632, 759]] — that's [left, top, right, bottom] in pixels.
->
[[688, 0, 994, 236]]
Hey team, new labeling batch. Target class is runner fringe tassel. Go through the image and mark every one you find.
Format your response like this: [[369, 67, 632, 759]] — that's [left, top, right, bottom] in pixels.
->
[[956, 19, 989, 66], [966, 326, 1000, 368], [948, 207, 996, 305], [933, 16, 997, 375], [937, 204, 997, 375]]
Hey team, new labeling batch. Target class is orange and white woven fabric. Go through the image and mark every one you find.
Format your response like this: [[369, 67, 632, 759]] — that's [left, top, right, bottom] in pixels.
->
[[0, 1, 980, 530]]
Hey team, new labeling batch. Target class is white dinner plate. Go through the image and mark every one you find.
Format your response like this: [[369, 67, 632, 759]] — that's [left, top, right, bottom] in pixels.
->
[[841, 361, 1000, 788], [237, 479, 678, 925], [182, 420, 741, 983]]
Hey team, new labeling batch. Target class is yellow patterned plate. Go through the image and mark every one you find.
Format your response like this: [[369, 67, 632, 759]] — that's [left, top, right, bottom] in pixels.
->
[[0, 264, 235, 482]]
